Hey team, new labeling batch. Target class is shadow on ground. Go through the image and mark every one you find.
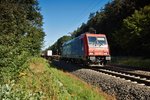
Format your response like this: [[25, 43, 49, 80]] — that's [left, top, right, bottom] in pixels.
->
[[51, 60, 86, 72]]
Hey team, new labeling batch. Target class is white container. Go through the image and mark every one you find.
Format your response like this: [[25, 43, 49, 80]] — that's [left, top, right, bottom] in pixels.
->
[[47, 50, 52, 56]]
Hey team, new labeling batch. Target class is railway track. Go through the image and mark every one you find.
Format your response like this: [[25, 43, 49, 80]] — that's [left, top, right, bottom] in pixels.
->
[[53, 60, 150, 87], [52, 60, 150, 100], [91, 66, 150, 87]]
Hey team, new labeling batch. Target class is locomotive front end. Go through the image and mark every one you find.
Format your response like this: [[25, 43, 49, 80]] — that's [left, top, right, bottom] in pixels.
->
[[86, 34, 111, 65]]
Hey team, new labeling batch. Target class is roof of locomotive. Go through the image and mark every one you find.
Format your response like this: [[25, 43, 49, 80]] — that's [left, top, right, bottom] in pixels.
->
[[62, 36, 77, 46], [84, 32, 106, 37], [62, 32, 106, 46]]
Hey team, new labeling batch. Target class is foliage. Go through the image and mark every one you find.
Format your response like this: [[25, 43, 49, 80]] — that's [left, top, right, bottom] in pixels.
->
[[48, 35, 72, 55], [0, 57, 105, 99], [116, 5, 150, 57], [71, 0, 150, 57], [0, 0, 44, 83], [111, 57, 150, 69], [0, 80, 44, 100], [50, 64, 105, 100]]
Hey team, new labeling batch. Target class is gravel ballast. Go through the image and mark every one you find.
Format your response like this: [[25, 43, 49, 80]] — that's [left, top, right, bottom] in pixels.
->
[[106, 65, 150, 76], [53, 61, 150, 100]]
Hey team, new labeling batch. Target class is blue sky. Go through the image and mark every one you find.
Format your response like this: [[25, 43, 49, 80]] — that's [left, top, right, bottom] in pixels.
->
[[38, 0, 110, 49]]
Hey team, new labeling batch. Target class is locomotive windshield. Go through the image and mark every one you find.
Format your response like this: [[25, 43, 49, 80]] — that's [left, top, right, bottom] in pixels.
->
[[88, 36, 107, 47]]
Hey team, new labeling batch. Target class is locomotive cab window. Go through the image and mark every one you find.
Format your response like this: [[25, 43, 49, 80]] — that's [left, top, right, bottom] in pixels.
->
[[97, 37, 106, 45], [88, 37, 96, 44], [88, 36, 107, 47]]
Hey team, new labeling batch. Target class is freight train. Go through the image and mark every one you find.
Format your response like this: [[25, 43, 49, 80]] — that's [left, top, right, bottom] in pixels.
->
[[61, 33, 111, 66]]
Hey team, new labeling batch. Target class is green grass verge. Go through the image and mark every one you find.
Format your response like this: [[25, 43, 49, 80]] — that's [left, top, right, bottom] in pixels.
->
[[0, 57, 106, 100], [111, 57, 150, 69], [49, 64, 105, 100]]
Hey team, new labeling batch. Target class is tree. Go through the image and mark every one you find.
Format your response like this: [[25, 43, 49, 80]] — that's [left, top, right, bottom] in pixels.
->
[[0, 0, 44, 82], [89, 13, 95, 19], [72, 0, 150, 56], [117, 5, 150, 57], [48, 36, 72, 55]]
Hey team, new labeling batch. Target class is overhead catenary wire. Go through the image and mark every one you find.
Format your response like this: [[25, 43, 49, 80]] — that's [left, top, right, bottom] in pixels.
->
[[66, 0, 108, 34], [64, 0, 99, 34]]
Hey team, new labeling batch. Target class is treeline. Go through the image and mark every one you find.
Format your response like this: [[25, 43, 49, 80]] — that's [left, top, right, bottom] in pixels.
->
[[71, 0, 150, 57], [48, 0, 150, 57], [0, 0, 44, 83], [47, 36, 72, 55]]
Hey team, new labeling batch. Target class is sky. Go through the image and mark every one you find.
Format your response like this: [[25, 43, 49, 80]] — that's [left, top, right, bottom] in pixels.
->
[[38, 0, 110, 50]]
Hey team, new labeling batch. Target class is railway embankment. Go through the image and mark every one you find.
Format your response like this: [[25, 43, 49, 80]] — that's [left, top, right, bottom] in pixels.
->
[[53, 60, 150, 100], [0, 57, 112, 100]]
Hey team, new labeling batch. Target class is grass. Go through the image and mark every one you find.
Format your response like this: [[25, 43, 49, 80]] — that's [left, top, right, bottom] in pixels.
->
[[110, 57, 150, 69], [0, 57, 114, 100]]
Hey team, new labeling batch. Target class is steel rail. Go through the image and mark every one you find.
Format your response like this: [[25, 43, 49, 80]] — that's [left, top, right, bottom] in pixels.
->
[[92, 67, 150, 87]]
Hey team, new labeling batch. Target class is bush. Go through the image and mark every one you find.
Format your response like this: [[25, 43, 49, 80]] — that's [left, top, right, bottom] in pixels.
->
[[0, 0, 44, 84], [0, 57, 106, 100]]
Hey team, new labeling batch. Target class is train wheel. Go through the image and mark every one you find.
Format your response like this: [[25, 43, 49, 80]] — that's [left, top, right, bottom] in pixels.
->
[[100, 62, 104, 66], [100, 60, 106, 66], [103, 60, 107, 65]]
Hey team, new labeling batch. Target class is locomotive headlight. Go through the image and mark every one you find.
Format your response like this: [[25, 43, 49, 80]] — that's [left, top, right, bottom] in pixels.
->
[[104, 52, 108, 55], [90, 57, 95, 61], [106, 56, 111, 60], [89, 52, 94, 55]]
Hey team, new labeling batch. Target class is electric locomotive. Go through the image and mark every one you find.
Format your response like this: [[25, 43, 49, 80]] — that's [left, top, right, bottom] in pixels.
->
[[61, 33, 111, 66]]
